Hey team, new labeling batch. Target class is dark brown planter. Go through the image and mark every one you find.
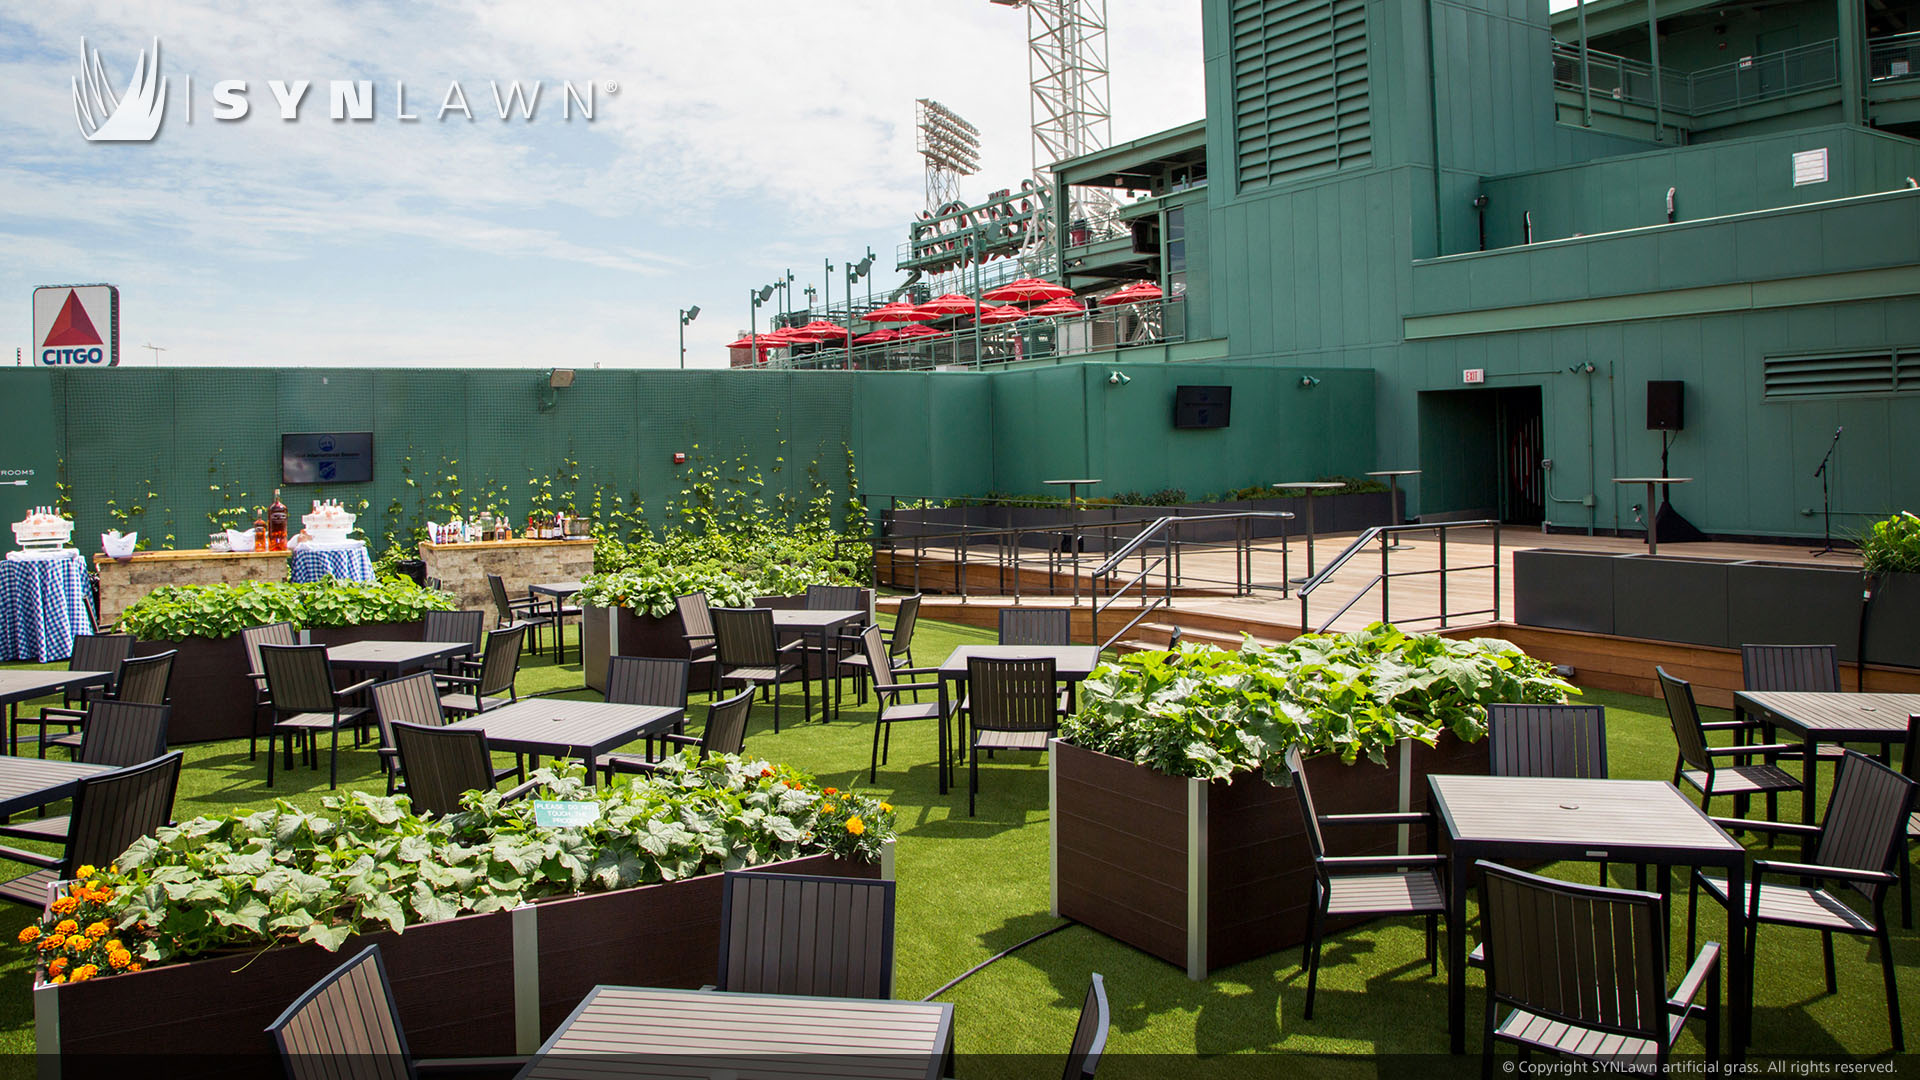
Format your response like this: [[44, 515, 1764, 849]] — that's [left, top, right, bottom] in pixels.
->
[[580, 595, 831, 693], [36, 850, 884, 1067], [134, 619, 428, 744], [1050, 734, 1486, 978]]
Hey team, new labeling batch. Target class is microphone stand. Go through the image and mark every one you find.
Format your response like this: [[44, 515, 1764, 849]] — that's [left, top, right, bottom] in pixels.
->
[[1811, 426, 1842, 556]]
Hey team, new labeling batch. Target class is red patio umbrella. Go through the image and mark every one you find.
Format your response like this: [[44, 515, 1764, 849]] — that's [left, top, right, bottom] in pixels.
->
[[862, 304, 937, 323], [1028, 297, 1087, 316], [894, 324, 944, 338], [918, 293, 980, 317], [795, 320, 850, 340], [727, 333, 772, 348], [977, 304, 1026, 324], [1100, 281, 1165, 306], [983, 277, 1074, 303], [853, 328, 900, 344]]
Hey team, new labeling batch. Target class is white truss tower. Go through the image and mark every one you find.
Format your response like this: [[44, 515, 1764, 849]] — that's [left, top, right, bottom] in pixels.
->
[[996, 0, 1115, 229]]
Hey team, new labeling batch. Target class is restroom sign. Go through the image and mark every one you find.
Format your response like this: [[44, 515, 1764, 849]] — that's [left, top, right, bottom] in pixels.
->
[[32, 285, 119, 367]]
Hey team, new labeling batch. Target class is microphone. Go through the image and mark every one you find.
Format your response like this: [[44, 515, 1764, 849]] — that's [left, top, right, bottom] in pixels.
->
[[1835, 426, 1844, 437]]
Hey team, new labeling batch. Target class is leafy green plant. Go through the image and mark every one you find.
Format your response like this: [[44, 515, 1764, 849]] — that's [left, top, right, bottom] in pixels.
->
[[1227, 476, 1388, 500], [29, 756, 895, 976], [115, 579, 456, 641], [1060, 623, 1575, 782], [1858, 511, 1920, 575]]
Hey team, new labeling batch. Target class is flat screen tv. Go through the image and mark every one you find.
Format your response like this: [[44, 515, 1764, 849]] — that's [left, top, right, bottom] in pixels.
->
[[282, 432, 374, 484], [1172, 385, 1231, 429]]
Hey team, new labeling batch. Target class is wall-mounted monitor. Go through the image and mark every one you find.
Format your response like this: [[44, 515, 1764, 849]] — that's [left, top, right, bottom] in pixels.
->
[[282, 432, 373, 484], [1172, 385, 1231, 429]]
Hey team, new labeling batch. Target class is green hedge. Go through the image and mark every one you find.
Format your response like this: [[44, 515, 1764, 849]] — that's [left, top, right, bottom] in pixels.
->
[[114, 578, 457, 641]]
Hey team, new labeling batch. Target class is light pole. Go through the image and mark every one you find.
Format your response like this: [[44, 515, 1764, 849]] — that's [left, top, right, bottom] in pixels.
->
[[677, 306, 700, 369]]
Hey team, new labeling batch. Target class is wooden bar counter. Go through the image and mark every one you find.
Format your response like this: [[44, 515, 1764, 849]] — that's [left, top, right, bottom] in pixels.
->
[[419, 538, 595, 613], [94, 548, 291, 626]]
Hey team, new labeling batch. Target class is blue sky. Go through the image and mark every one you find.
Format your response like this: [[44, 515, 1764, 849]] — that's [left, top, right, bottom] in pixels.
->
[[0, 3, 1204, 368]]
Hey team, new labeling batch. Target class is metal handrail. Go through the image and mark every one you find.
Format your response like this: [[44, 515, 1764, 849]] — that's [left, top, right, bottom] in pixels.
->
[[1093, 511, 1294, 576], [1298, 521, 1501, 633]]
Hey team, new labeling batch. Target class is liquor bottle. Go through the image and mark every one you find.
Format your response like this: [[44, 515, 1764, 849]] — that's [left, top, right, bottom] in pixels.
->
[[267, 489, 288, 551], [252, 514, 267, 552]]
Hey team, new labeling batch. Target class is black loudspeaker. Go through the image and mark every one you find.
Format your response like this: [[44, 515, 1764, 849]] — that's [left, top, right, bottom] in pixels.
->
[[1647, 380, 1684, 431]]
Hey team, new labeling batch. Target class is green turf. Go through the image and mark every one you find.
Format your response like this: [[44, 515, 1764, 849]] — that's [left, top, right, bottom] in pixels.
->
[[0, 620, 1913, 1075]]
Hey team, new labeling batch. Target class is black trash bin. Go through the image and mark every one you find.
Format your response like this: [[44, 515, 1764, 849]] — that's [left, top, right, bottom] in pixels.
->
[[395, 559, 427, 587]]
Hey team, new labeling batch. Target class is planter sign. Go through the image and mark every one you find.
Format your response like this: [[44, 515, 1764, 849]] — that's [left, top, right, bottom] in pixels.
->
[[532, 801, 601, 828]]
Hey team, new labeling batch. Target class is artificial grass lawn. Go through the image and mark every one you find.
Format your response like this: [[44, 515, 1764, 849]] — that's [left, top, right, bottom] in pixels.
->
[[0, 617, 1913, 1076]]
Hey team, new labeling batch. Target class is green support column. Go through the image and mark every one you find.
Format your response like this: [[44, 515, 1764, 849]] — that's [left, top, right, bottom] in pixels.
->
[[1837, 0, 1864, 127]]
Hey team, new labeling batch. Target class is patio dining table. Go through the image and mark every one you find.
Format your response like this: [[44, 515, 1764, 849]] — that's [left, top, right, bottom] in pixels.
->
[[1428, 774, 1751, 1058], [0, 755, 113, 817], [1731, 690, 1920, 859], [933, 645, 1103, 794], [442, 697, 682, 785], [0, 669, 114, 756], [515, 985, 954, 1080], [324, 640, 474, 679], [771, 608, 867, 722], [530, 582, 585, 665]]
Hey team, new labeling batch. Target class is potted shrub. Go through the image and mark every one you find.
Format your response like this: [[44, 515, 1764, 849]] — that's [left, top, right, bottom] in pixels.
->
[[28, 755, 896, 1059], [1862, 511, 1920, 669], [1050, 624, 1573, 978], [113, 579, 457, 742]]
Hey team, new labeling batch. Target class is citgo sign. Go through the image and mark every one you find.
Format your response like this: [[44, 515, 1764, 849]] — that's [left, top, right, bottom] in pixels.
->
[[32, 285, 120, 367]]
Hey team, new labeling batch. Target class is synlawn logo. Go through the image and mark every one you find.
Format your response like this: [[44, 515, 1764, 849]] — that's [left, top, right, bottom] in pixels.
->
[[70, 36, 608, 145]]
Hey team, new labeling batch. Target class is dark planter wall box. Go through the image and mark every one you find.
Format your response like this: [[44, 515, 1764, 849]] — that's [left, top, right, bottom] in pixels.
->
[[35, 851, 883, 1071], [886, 492, 1402, 549], [580, 595, 824, 694], [1512, 549, 1615, 635], [1612, 557, 1730, 647], [1866, 572, 1920, 670], [134, 619, 426, 744], [1050, 735, 1486, 979]]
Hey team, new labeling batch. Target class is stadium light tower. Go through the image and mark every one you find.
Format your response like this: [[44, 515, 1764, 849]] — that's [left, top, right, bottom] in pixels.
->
[[917, 98, 982, 214], [989, 0, 1114, 226]]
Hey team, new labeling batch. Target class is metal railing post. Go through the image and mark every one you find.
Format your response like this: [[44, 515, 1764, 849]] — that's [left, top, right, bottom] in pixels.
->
[[1380, 531, 1392, 626], [1014, 531, 1023, 605], [1492, 523, 1502, 623], [1438, 526, 1449, 629], [959, 536, 969, 603]]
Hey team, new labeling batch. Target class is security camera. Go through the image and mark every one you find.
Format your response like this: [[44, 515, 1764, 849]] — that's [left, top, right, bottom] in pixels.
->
[[1107, 370, 1130, 385]]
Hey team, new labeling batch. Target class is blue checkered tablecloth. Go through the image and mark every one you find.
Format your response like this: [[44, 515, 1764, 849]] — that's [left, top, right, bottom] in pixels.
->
[[0, 552, 95, 662], [291, 543, 376, 584]]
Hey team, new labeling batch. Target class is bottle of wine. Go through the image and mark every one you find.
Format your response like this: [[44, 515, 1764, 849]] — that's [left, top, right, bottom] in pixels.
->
[[252, 514, 267, 552], [267, 489, 288, 551]]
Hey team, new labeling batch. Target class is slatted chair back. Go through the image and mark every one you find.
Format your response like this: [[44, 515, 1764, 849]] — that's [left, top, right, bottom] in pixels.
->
[[266, 944, 415, 1080], [890, 594, 922, 659], [66, 752, 184, 872], [485, 574, 518, 625], [242, 622, 298, 679], [260, 645, 341, 714], [423, 610, 484, 656], [370, 673, 445, 753], [1905, 714, 1920, 784], [805, 584, 865, 612], [1479, 861, 1668, 1048], [606, 657, 690, 710], [1813, 751, 1917, 905], [1488, 704, 1608, 780], [1741, 643, 1843, 693], [967, 657, 1059, 734], [1283, 749, 1331, 865], [700, 688, 755, 757], [676, 592, 715, 644], [391, 722, 497, 817], [712, 608, 779, 669], [1656, 667, 1714, 776], [69, 634, 133, 685], [999, 608, 1072, 646], [861, 626, 899, 693], [114, 650, 175, 706], [716, 870, 896, 998], [77, 702, 170, 767], [476, 624, 527, 699], [1062, 972, 1110, 1080]]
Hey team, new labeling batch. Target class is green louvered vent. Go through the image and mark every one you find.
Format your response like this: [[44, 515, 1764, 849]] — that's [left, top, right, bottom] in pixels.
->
[[1762, 351, 1899, 398], [1232, 0, 1370, 190]]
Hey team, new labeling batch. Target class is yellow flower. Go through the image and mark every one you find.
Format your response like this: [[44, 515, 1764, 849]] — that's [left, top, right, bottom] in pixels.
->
[[106, 949, 131, 970], [53, 920, 77, 936], [69, 964, 97, 983], [128, 962, 143, 972], [84, 922, 109, 940], [46, 958, 65, 976], [820, 803, 836, 814], [65, 937, 90, 955], [105, 939, 121, 953], [38, 935, 62, 953], [49, 975, 64, 985], [49, 897, 77, 916], [845, 816, 866, 836], [74, 865, 93, 880], [879, 802, 893, 814], [17, 926, 39, 944]]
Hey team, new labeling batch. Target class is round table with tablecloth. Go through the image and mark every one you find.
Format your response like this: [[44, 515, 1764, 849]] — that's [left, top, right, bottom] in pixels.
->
[[0, 550, 95, 662], [289, 540, 376, 584]]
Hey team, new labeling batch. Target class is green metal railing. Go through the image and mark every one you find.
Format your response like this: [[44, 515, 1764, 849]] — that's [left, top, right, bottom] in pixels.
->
[[1552, 38, 1839, 117], [1870, 31, 1920, 84], [756, 297, 1186, 373]]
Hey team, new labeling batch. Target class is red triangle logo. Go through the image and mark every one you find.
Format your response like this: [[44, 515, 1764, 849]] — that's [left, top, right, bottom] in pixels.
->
[[42, 291, 103, 347]]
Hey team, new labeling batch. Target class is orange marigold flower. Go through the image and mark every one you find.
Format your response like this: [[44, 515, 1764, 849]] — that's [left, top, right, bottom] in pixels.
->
[[17, 926, 39, 944], [128, 962, 143, 972], [74, 865, 94, 880], [760, 766, 775, 778], [48, 975, 63, 985], [820, 803, 836, 814], [46, 958, 65, 976], [69, 965, 96, 982], [65, 937, 90, 954], [53, 920, 77, 936], [845, 816, 866, 836], [824, 787, 837, 795], [879, 802, 894, 814], [84, 922, 109, 940], [105, 939, 121, 952], [38, 936, 62, 953], [106, 949, 131, 970], [49, 897, 78, 916]]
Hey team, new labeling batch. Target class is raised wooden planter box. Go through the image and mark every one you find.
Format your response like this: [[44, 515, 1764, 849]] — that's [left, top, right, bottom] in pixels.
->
[[1049, 735, 1486, 979], [579, 593, 840, 693], [35, 849, 888, 1072], [133, 619, 426, 744]]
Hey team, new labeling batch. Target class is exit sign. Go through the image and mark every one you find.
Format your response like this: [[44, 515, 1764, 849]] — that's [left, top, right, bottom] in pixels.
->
[[1462, 369, 1486, 384]]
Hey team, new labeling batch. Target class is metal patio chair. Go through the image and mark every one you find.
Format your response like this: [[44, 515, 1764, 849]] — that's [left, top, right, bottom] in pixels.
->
[[241, 622, 298, 761], [30, 649, 173, 760], [999, 607, 1071, 646], [602, 686, 752, 782], [840, 593, 922, 708], [0, 701, 171, 844], [711, 607, 808, 732], [261, 644, 374, 789], [437, 624, 526, 717], [390, 722, 538, 817], [9, 633, 132, 756], [0, 753, 184, 911], [715, 870, 896, 999], [1659, 666, 1800, 824], [1741, 643, 1851, 776], [965, 656, 1059, 817], [421, 609, 485, 674], [855, 625, 946, 783]]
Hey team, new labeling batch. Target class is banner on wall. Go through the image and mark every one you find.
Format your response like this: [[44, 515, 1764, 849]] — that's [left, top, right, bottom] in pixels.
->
[[32, 285, 120, 367]]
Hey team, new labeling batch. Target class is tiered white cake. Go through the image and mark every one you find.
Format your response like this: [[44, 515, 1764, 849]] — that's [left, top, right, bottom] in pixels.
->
[[11, 507, 74, 550], [301, 500, 357, 544]]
